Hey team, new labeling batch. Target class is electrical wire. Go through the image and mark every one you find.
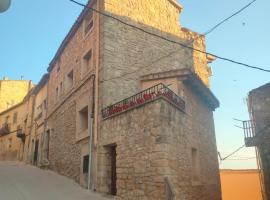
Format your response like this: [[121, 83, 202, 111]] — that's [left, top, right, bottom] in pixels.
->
[[70, 0, 270, 73], [204, 0, 257, 35], [100, 0, 259, 82], [220, 144, 246, 161]]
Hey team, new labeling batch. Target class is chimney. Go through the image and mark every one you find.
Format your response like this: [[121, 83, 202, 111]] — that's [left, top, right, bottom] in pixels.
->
[[3, 76, 8, 80]]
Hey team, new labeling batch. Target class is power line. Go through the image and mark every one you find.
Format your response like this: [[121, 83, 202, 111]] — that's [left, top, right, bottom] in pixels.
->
[[204, 0, 257, 35], [225, 157, 256, 161], [219, 144, 246, 161], [70, 0, 270, 73], [102, 0, 259, 82], [220, 121, 270, 161]]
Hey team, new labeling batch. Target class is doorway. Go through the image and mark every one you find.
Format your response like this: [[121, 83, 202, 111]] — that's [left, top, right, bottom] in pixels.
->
[[33, 140, 39, 165], [110, 145, 117, 196]]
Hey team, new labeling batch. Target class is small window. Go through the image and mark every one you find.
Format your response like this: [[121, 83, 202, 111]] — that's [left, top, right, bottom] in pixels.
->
[[43, 99, 47, 109], [60, 81, 63, 95], [67, 70, 74, 90], [5, 116, 9, 123], [8, 138, 12, 148], [57, 59, 61, 73], [55, 87, 59, 101], [191, 148, 200, 182], [13, 112, 18, 124], [82, 50, 92, 76], [83, 155, 89, 174], [78, 106, 88, 132], [84, 10, 93, 35]]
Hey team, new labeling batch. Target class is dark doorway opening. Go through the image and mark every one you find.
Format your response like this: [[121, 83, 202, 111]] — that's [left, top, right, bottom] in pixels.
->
[[33, 140, 39, 165], [111, 145, 117, 196]]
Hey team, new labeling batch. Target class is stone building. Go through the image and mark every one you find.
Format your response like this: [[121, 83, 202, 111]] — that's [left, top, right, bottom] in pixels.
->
[[43, 0, 221, 199], [0, 88, 35, 161], [243, 82, 270, 200], [0, 77, 33, 112], [0, 0, 222, 199], [24, 74, 49, 167]]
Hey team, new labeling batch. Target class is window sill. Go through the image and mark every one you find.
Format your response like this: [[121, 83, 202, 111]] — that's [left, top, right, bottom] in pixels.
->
[[76, 129, 89, 142]]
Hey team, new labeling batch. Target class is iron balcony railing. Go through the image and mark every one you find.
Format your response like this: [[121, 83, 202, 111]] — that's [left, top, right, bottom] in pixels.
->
[[243, 120, 256, 147], [102, 83, 185, 119], [0, 123, 10, 136], [16, 128, 25, 138]]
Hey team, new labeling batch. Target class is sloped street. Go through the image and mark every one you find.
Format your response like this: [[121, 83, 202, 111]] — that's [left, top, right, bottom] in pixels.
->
[[0, 162, 110, 200]]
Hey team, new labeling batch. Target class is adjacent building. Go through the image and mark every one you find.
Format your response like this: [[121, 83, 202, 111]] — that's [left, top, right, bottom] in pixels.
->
[[243, 82, 270, 200], [0, 0, 222, 199], [0, 85, 35, 161], [0, 77, 33, 112], [25, 74, 49, 167], [220, 169, 263, 200]]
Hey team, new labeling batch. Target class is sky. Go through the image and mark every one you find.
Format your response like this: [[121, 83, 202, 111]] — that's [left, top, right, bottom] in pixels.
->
[[0, 0, 269, 169]]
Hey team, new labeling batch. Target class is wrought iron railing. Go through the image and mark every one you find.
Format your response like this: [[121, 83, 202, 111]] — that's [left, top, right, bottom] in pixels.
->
[[243, 120, 256, 147], [102, 83, 185, 119], [243, 120, 256, 139], [0, 123, 10, 136], [16, 128, 25, 138]]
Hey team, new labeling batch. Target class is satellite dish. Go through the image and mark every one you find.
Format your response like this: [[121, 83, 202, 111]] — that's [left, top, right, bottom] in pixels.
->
[[0, 0, 11, 13]]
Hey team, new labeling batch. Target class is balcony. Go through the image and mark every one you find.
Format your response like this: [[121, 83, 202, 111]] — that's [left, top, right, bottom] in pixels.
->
[[102, 83, 185, 119], [0, 123, 10, 136], [16, 128, 26, 141], [243, 120, 257, 147]]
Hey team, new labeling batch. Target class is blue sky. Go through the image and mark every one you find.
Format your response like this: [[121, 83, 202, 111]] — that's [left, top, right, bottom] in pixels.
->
[[0, 0, 269, 168]]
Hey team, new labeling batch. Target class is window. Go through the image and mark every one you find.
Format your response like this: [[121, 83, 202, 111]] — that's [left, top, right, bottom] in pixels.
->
[[55, 87, 59, 101], [66, 70, 74, 90], [191, 148, 200, 182], [84, 10, 93, 35], [13, 112, 18, 124], [83, 155, 89, 174], [57, 59, 61, 73], [5, 116, 9, 123], [78, 106, 88, 132], [8, 138, 12, 148], [81, 50, 92, 76], [60, 81, 63, 95], [43, 99, 47, 109], [45, 130, 50, 159]]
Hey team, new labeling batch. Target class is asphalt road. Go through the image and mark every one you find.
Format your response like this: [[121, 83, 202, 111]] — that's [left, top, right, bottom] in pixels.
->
[[0, 161, 110, 200]]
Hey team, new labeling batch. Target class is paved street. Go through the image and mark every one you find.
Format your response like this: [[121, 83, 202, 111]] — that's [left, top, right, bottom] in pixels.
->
[[0, 162, 111, 200]]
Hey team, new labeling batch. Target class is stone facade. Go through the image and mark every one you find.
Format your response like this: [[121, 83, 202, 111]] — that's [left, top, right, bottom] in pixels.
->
[[247, 83, 270, 200], [0, 78, 33, 112], [25, 74, 49, 167], [45, 0, 98, 186], [0, 0, 222, 199], [98, 72, 221, 199], [0, 94, 34, 161]]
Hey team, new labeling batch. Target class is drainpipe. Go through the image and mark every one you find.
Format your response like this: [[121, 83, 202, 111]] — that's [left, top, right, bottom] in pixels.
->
[[88, 75, 95, 190]]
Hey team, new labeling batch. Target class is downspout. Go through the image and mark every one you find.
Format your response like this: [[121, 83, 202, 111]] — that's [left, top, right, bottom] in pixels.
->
[[88, 75, 95, 190]]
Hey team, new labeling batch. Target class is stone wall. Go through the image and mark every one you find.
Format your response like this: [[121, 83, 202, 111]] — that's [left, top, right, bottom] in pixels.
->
[[99, 0, 212, 110], [98, 80, 221, 199], [46, 0, 98, 184], [248, 83, 270, 200], [0, 99, 31, 161]]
